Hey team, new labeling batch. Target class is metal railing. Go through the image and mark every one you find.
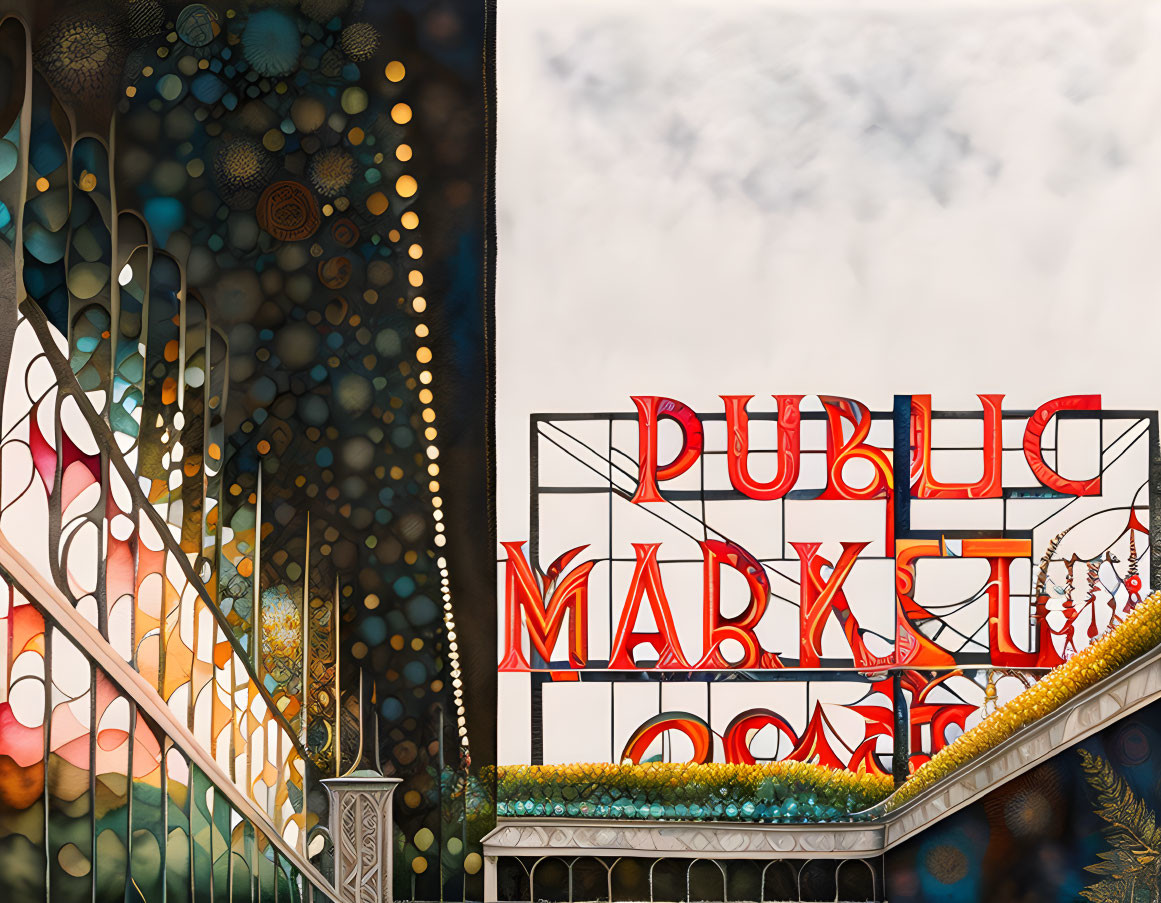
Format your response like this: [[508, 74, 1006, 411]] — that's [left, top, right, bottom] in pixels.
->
[[0, 22, 341, 899]]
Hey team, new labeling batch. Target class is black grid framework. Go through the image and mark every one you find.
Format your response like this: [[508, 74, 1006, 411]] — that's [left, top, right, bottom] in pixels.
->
[[512, 402, 1161, 766]]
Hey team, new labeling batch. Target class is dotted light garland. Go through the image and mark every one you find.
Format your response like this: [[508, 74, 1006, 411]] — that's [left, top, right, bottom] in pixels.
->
[[391, 59, 469, 756]]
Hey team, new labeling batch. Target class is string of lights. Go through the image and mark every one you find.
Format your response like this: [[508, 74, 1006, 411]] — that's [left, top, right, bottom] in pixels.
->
[[396, 55, 468, 756]]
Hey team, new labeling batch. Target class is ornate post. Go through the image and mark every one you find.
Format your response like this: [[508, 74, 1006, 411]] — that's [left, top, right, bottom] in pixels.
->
[[484, 855, 499, 903], [322, 775, 403, 903]]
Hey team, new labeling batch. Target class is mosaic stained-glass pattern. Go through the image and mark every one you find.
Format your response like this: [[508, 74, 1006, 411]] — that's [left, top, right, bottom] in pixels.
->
[[0, 583, 322, 903], [2, 283, 316, 853], [0, 0, 487, 898]]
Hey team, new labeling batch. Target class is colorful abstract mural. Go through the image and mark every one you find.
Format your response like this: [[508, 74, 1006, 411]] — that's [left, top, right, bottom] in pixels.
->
[[0, 581, 316, 903], [12, 0, 1161, 900], [0, 0, 490, 899]]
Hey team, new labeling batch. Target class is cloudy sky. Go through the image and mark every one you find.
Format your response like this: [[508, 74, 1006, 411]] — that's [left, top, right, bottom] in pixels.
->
[[498, 0, 1161, 411]]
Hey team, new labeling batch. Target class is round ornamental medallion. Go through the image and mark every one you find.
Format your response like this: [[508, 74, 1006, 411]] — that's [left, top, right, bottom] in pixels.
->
[[331, 217, 359, 248], [318, 256, 352, 290], [256, 180, 320, 241], [176, 4, 219, 47]]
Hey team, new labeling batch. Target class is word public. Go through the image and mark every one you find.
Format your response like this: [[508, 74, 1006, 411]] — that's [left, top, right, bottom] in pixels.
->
[[501, 394, 1103, 675]]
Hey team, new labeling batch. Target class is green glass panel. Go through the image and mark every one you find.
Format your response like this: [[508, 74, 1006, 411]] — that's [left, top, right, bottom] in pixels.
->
[[166, 749, 192, 903], [191, 766, 214, 903]]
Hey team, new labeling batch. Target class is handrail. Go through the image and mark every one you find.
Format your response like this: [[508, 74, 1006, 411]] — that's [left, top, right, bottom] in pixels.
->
[[0, 530, 340, 900]]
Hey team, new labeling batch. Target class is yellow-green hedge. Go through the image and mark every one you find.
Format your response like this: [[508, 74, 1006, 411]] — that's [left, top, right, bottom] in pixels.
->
[[887, 590, 1161, 810], [497, 760, 892, 821]]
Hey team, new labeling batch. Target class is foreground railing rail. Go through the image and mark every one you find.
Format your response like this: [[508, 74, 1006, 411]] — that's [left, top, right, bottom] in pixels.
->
[[0, 534, 339, 901]]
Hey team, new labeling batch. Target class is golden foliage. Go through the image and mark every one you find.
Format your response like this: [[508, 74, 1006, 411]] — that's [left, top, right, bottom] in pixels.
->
[[890, 591, 1161, 810], [1078, 749, 1161, 903], [499, 760, 893, 818]]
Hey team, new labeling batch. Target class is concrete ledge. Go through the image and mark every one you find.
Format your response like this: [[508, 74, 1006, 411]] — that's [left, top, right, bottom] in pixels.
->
[[484, 817, 885, 859]]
